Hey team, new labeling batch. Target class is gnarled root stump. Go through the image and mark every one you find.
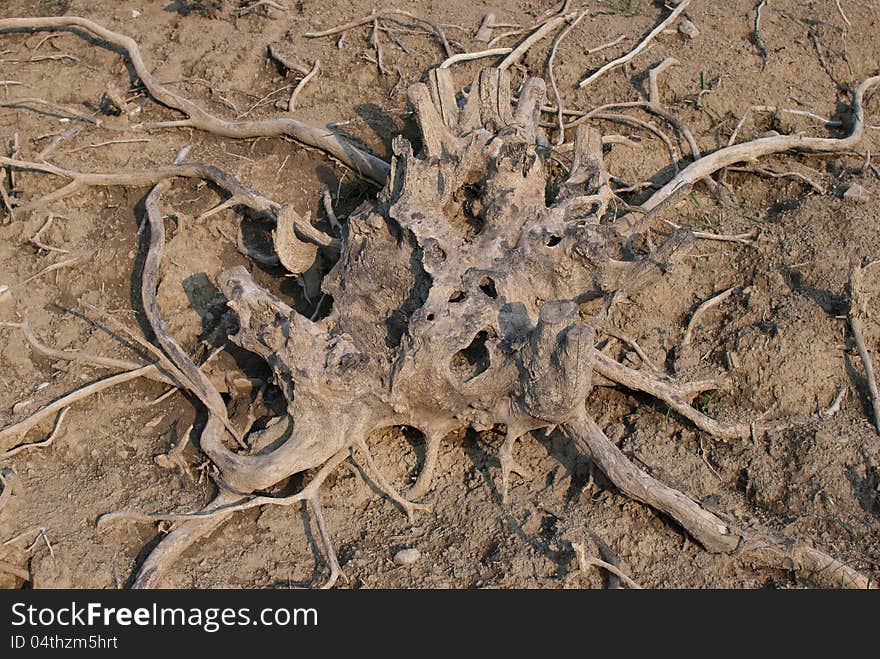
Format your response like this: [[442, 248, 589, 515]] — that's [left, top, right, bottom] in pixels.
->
[[121, 68, 872, 589]]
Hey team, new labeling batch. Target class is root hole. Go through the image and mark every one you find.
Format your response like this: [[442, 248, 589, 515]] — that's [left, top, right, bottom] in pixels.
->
[[478, 276, 498, 299], [450, 328, 495, 381]]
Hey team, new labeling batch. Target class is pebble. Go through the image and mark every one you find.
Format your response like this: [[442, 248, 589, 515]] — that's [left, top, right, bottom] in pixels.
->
[[842, 183, 870, 202], [144, 413, 165, 429], [678, 19, 699, 39], [393, 548, 421, 565]]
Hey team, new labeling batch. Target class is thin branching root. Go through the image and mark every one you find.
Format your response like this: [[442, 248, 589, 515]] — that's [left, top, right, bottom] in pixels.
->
[[1, 12, 878, 590]]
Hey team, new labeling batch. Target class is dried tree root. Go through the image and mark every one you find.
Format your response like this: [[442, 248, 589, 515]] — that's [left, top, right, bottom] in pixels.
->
[[439, 48, 512, 69], [29, 214, 69, 253], [577, 0, 691, 88], [321, 186, 343, 235], [566, 415, 738, 553], [848, 262, 880, 434], [613, 74, 880, 235], [564, 415, 873, 588], [353, 439, 430, 522], [547, 10, 587, 144], [288, 59, 320, 112], [662, 219, 758, 245], [110, 168, 365, 585], [109, 450, 351, 589], [727, 165, 825, 194], [683, 285, 737, 346], [585, 34, 625, 56], [102, 450, 351, 527], [818, 388, 846, 420], [0, 256, 78, 301], [591, 349, 752, 441], [0, 156, 277, 216], [141, 161, 244, 447], [498, 13, 569, 71], [1, 156, 336, 265], [137, 177, 339, 489], [499, 430, 534, 504], [750, 0, 770, 68], [585, 112, 680, 171], [0, 17, 389, 184], [604, 329, 661, 372], [129, 491, 239, 589], [20, 317, 173, 384], [0, 365, 161, 445], [405, 426, 450, 500], [2, 407, 68, 459], [6, 43, 873, 588], [571, 541, 642, 589], [155, 424, 195, 481], [304, 8, 452, 59]]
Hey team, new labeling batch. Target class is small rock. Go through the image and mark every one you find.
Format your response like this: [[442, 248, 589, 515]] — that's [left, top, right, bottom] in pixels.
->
[[144, 413, 164, 428], [724, 351, 742, 370], [678, 19, 699, 39], [393, 548, 421, 565], [131, 9, 141, 18], [842, 183, 870, 202]]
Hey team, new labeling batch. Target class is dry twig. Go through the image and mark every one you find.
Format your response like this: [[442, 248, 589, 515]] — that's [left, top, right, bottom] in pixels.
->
[[305, 9, 452, 59], [662, 219, 757, 245], [612, 74, 880, 236], [835, 0, 851, 27], [547, 11, 587, 145], [849, 262, 880, 434], [751, 0, 770, 68], [818, 387, 846, 420], [577, 0, 691, 88], [439, 47, 512, 69], [29, 214, 69, 253], [288, 60, 320, 112], [605, 329, 661, 372], [0, 256, 78, 301], [2, 407, 69, 459], [0, 366, 159, 444], [683, 286, 737, 346], [572, 540, 643, 589], [498, 13, 569, 71]]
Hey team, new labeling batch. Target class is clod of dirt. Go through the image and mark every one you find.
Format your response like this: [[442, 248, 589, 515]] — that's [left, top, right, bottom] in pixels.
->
[[678, 19, 699, 39]]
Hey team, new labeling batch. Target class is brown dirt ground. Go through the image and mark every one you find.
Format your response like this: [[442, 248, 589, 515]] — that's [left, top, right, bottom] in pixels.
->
[[1, 0, 879, 589]]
